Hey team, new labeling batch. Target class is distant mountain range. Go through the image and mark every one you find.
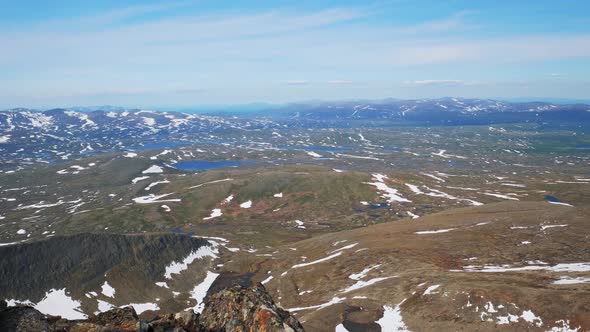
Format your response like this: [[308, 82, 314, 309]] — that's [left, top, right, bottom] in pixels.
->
[[0, 108, 278, 170], [5, 98, 589, 126], [0, 108, 235, 133], [255, 97, 590, 125], [1, 98, 589, 170]]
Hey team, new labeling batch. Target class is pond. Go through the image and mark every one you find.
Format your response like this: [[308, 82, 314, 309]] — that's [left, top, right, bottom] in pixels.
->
[[544, 195, 562, 203]]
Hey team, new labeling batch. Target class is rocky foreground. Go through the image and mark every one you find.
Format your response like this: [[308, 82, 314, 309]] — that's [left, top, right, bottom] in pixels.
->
[[0, 283, 304, 332]]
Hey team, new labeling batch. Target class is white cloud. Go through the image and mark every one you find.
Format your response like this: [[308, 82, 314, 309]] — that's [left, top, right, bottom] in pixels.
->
[[1, 4, 589, 106], [392, 10, 476, 35], [385, 36, 590, 66], [402, 80, 484, 87]]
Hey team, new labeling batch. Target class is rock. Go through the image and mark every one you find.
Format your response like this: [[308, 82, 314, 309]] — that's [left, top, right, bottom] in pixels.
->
[[200, 283, 304, 332], [88, 306, 139, 330], [0, 284, 304, 332], [137, 320, 151, 332], [0, 306, 51, 332], [149, 310, 201, 332]]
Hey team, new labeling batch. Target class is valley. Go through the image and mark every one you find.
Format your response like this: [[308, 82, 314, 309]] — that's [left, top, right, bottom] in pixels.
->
[[0, 101, 589, 331]]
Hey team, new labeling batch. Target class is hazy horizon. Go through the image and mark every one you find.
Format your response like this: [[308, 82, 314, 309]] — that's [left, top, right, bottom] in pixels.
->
[[4, 96, 590, 113], [2, 0, 590, 108]]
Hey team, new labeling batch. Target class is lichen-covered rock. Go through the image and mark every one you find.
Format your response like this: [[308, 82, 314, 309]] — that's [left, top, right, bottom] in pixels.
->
[[89, 306, 139, 327], [0, 306, 51, 332], [148, 310, 201, 332], [0, 284, 304, 332], [200, 283, 304, 332], [50, 306, 141, 332]]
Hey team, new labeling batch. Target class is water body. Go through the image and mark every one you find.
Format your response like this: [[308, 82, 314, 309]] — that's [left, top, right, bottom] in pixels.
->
[[369, 202, 388, 209], [173, 160, 252, 171], [544, 195, 562, 203], [170, 227, 195, 236]]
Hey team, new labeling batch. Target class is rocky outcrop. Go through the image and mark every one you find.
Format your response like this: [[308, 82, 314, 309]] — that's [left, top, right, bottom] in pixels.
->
[[201, 283, 304, 332], [0, 284, 304, 332], [0, 305, 54, 332]]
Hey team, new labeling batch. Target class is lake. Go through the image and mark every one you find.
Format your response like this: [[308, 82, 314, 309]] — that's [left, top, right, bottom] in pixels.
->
[[544, 195, 562, 203]]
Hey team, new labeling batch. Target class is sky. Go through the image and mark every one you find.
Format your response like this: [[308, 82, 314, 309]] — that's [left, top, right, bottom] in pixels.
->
[[1, 0, 590, 108]]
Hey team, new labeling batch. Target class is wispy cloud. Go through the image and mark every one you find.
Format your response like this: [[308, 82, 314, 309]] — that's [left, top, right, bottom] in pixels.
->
[[1, 2, 589, 106], [393, 10, 476, 35], [286, 80, 310, 85], [2, 6, 589, 69], [402, 80, 484, 87], [84, 1, 193, 25]]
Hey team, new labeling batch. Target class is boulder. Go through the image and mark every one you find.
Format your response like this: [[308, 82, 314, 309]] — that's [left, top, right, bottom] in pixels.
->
[[0, 306, 51, 332], [200, 283, 304, 332], [0, 284, 304, 332]]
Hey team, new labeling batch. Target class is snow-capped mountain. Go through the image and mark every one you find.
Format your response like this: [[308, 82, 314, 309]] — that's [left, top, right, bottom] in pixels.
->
[[0, 108, 278, 171], [263, 98, 590, 124], [1, 98, 589, 171]]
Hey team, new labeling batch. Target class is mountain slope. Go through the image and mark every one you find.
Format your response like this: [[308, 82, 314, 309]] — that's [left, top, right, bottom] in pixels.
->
[[0, 233, 216, 318], [260, 98, 590, 125], [224, 201, 590, 331]]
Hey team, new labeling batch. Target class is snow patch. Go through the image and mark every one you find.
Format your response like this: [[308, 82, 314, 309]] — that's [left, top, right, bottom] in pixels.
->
[[287, 296, 345, 312], [375, 301, 410, 332], [142, 165, 164, 174], [101, 281, 115, 298], [132, 193, 181, 204], [553, 276, 590, 285], [189, 271, 220, 313], [164, 245, 218, 279], [35, 288, 86, 320], [415, 228, 457, 235], [131, 176, 150, 184], [423, 284, 440, 295], [366, 174, 411, 203], [342, 277, 394, 293], [124, 302, 159, 314], [292, 252, 342, 269], [203, 208, 222, 220]]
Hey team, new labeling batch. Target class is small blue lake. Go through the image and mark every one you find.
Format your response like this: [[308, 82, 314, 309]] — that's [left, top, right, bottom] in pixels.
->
[[544, 195, 562, 203], [172, 160, 252, 171], [369, 202, 388, 209], [170, 227, 195, 236]]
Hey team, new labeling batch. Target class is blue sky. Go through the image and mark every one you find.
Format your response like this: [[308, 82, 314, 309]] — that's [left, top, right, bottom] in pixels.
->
[[1, 0, 590, 108]]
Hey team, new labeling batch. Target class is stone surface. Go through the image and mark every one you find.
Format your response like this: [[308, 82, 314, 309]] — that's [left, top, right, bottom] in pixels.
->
[[200, 283, 304, 332], [0, 284, 304, 332]]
